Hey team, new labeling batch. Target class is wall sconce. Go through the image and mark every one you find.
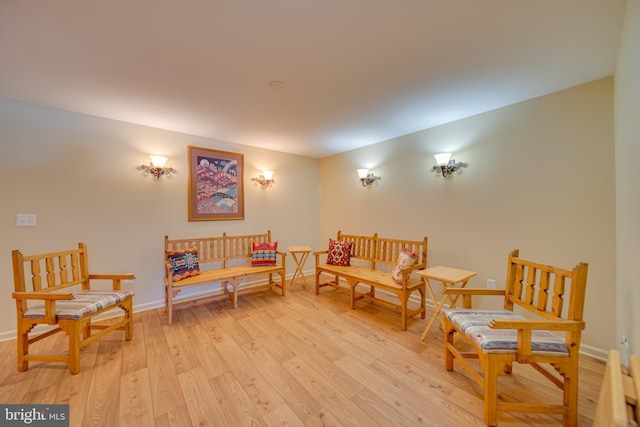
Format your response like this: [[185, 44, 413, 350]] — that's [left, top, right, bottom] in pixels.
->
[[141, 155, 175, 179], [357, 169, 379, 187], [432, 153, 463, 177], [252, 170, 274, 188]]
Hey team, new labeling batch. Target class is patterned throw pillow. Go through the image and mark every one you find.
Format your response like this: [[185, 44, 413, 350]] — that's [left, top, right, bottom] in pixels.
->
[[327, 239, 353, 266], [251, 241, 278, 266], [391, 248, 416, 283], [167, 247, 200, 281]]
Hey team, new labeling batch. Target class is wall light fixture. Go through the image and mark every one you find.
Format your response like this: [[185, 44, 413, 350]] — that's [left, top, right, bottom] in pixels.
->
[[432, 153, 463, 177], [357, 169, 379, 187], [252, 170, 274, 188], [141, 155, 175, 179]]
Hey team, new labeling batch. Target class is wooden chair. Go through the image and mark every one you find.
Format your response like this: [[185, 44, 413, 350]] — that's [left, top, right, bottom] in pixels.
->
[[593, 349, 639, 426], [441, 249, 588, 426], [12, 243, 135, 374]]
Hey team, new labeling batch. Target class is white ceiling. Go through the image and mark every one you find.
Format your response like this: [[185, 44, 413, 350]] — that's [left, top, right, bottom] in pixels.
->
[[0, 1, 627, 158]]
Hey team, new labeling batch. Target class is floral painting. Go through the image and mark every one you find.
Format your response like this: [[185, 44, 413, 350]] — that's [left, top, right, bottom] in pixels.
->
[[188, 146, 244, 221]]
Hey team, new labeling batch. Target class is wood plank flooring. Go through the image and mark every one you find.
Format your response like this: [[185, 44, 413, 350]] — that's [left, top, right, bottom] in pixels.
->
[[0, 278, 605, 426]]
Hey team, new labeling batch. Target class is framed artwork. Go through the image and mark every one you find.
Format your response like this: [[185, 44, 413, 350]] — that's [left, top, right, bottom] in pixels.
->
[[188, 146, 244, 221]]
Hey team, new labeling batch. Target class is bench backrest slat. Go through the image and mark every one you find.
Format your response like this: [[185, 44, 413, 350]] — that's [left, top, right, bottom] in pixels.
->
[[165, 231, 274, 267], [335, 231, 428, 270]]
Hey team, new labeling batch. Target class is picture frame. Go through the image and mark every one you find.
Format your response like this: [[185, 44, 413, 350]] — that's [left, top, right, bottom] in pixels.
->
[[188, 146, 245, 221]]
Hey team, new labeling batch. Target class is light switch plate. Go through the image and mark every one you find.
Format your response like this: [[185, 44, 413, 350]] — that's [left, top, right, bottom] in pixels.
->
[[16, 214, 36, 227]]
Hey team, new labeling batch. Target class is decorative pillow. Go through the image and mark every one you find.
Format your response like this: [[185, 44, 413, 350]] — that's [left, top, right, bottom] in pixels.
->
[[167, 247, 200, 281], [327, 239, 353, 266], [251, 241, 278, 266], [391, 248, 416, 283]]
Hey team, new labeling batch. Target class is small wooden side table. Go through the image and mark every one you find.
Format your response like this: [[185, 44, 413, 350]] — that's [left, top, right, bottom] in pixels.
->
[[288, 245, 312, 289], [418, 265, 477, 341]]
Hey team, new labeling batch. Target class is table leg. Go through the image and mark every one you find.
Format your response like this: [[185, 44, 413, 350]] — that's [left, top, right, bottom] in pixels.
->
[[420, 278, 440, 341], [290, 251, 310, 289]]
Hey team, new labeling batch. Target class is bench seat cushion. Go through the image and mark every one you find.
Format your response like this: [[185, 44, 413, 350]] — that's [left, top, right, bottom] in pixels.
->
[[442, 309, 569, 355], [24, 290, 134, 320]]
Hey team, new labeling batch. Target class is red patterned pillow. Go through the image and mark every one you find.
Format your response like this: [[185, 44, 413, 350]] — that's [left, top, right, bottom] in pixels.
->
[[327, 239, 353, 266], [251, 241, 278, 266], [167, 247, 200, 281]]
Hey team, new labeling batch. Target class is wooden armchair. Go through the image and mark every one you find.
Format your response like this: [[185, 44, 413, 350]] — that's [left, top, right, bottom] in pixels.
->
[[441, 249, 588, 426], [12, 243, 135, 374]]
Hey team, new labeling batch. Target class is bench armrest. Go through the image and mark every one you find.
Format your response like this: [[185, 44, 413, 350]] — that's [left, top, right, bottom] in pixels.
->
[[442, 288, 505, 308], [89, 273, 136, 290], [12, 292, 74, 301], [12, 292, 74, 324], [314, 250, 328, 265]]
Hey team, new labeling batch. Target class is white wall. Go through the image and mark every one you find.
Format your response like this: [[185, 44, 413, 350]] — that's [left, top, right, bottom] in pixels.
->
[[615, 0, 640, 359], [319, 78, 617, 356], [0, 99, 322, 340]]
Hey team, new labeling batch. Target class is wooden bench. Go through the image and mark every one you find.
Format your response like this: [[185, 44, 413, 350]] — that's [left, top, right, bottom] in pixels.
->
[[164, 230, 286, 325], [12, 243, 135, 374], [441, 249, 588, 426], [314, 231, 428, 330]]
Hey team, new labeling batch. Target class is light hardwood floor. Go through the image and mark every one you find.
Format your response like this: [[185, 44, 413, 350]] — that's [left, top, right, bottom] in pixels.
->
[[0, 278, 605, 426]]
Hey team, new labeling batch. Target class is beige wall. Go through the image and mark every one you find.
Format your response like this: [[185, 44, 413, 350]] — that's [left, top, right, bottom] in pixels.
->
[[0, 99, 322, 341], [319, 78, 617, 357], [0, 77, 621, 359], [615, 0, 640, 359]]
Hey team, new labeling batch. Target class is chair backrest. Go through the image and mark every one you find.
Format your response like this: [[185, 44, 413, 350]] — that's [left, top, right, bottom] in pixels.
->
[[13, 243, 90, 295], [504, 249, 588, 323]]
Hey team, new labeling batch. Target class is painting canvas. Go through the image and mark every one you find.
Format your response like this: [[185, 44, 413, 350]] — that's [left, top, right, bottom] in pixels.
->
[[188, 146, 244, 221]]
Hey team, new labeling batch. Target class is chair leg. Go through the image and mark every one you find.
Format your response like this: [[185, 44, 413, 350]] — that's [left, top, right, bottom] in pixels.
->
[[61, 321, 82, 375], [563, 362, 580, 427], [444, 320, 455, 371], [484, 355, 501, 426], [123, 299, 134, 341], [16, 324, 30, 372]]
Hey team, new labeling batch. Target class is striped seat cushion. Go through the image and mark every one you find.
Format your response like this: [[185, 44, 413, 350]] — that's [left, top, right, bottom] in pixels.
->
[[442, 309, 568, 355], [24, 290, 134, 320]]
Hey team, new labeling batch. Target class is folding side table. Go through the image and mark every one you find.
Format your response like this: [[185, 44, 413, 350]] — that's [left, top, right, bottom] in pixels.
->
[[288, 245, 312, 289], [418, 265, 477, 341]]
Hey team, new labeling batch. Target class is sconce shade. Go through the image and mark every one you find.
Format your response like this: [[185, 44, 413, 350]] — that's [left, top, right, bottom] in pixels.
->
[[150, 155, 167, 168], [357, 168, 379, 187], [262, 170, 274, 180], [141, 155, 174, 179], [357, 169, 369, 179], [432, 153, 463, 177], [433, 153, 452, 166]]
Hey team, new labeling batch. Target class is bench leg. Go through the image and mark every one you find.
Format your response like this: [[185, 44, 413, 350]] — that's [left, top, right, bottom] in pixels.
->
[[347, 279, 358, 309], [400, 290, 408, 331], [60, 320, 82, 375], [122, 298, 134, 341], [444, 319, 455, 371], [16, 321, 34, 372]]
